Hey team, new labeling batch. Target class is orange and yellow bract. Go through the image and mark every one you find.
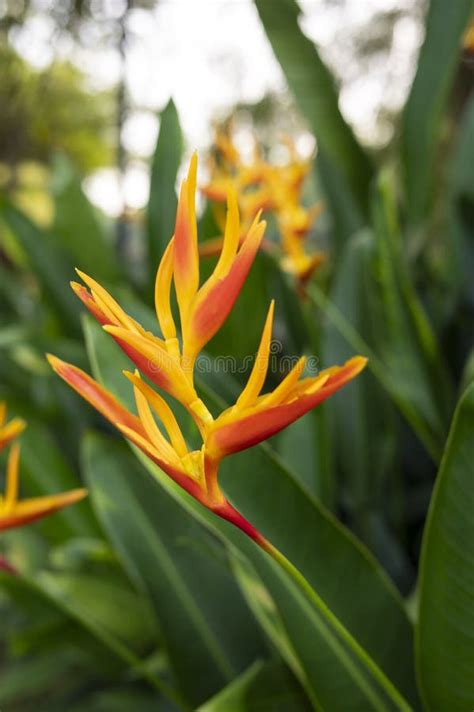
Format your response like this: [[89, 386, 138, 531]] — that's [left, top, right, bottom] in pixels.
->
[[0, 403, 86, 533], [48, 155, 366, 543], [201, 129, 326, 285]]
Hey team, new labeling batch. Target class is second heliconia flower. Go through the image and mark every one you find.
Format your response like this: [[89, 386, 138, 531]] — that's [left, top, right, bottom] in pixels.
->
[[48, 154, 367, 543]]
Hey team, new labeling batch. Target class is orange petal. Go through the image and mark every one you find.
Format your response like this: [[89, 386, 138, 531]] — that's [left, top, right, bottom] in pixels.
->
[[185, 215, 266, 359], [47, 354, 146, 437], [208, 356, 367, 458], [0, 489, 87, 532]]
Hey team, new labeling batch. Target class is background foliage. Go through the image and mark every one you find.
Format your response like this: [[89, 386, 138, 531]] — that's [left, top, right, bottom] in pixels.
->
[[1, 0, 473, 710]]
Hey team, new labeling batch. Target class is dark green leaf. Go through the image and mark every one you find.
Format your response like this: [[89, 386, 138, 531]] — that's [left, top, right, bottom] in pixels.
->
[[83, 433, 265, 707], [416, 382, 474, 711], [198, 660, 311, 712], [51, 153, 119, 282], [146, 100, 182, 291], [0, 198, 80, 335]]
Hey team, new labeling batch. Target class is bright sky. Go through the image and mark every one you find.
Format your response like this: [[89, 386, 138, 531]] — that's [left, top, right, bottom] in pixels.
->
[[9, 0, 425, 216]]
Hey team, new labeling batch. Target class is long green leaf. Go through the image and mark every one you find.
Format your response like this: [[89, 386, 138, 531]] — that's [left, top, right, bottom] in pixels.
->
[[416, 382, 474, 710], [401, 0, 473, 223], [0, 198, 80, 335], [83, 432, 265, 708], [51, 153, 119, 282], [147, 100, 182, 291], [254, 0, 373, 220]]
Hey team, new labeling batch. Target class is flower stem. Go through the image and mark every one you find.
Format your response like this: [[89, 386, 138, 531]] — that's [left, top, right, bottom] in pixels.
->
[[259, 537, 412, 712]]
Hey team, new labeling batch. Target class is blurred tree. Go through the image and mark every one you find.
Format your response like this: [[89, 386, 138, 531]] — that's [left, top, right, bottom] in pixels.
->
[[0, 44, 114, 180], [1, 0, 157, 248]]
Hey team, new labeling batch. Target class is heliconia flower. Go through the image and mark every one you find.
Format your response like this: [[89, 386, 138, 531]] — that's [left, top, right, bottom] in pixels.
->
[[48, 154, 367, 544], [200, 128, 325, 286], [0, 404, 87, 533]]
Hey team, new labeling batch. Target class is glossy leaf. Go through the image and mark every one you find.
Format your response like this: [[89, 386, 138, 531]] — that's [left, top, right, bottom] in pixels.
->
[[83, 433, 265, 707], [416, 382, 474, 711]]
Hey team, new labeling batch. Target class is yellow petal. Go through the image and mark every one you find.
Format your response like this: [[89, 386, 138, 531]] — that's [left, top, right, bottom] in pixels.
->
[[124, 371, 188, 459], [235, 301, 274, 410], [155, 237, 177, 341], [76, 269, 144, 335], [133, 384, 180, 465], [213, 186, 240, 280], [0, 489, 87, 532], [4, 443, 20, 511], [260, 356, 306, 409], [0, 417, 26, 453]]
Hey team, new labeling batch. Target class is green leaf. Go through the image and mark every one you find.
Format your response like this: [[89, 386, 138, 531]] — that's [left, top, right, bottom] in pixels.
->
[[401, 0, 473, 223], [84, 315, 420, 710], [198, 660, 311, 712], [254, 0, 373, 220], [0, 650, 90, 708], [51, 153, 119, 282], [0, 569, 168, 695], [147, 100, 182, 291], [416, 382, 474, 711], [0, 198, 80, 335], [83, 433, 265, 708]]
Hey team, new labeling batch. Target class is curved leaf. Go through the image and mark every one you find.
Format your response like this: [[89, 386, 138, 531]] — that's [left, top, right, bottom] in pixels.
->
[[416, 382, 474, 711], [147, 100, 182, 291], [51, 153, 119, 282]]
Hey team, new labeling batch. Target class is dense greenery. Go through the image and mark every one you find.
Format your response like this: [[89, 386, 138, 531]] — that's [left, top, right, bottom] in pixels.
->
[[0, 1, 473, 710]]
